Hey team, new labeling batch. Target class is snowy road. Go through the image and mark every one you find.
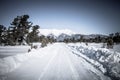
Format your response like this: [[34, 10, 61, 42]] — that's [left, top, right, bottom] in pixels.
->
[[3, 43, 110, 80]]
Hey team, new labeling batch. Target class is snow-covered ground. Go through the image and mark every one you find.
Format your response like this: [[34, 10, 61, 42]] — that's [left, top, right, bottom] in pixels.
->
[[87, 43, 120, 53], [68, 43, 120, 80], [0, 46, 30, 58], [111, 44, 120, 53], [0, 43, 120, 80]]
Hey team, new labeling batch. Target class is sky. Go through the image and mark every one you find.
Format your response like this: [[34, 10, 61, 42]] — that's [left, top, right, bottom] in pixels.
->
[[0, 0, 120, 35]]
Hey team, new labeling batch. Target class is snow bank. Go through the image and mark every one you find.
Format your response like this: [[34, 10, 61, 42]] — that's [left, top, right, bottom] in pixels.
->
[[0, 43, 119, 79], [0, 53, 29, 75], [0, 43, 54, 75], [68, 43, 120, 79], [0, 46, 30, 58], [68, 44, 107, 73]]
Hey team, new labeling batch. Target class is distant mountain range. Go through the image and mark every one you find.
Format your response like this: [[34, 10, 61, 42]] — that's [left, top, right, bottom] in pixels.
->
[[39, 29, 108, 42], [39, 29, 76, 36]]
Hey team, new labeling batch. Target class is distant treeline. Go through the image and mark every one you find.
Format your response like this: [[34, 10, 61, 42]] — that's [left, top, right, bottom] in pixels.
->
[[61, 33, 120, 44], [42, 32, 120, 48], [0, 15, 120, 48]]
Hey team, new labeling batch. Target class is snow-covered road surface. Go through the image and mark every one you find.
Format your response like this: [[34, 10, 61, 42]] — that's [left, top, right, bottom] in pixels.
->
[[1, 43, 110, 80]]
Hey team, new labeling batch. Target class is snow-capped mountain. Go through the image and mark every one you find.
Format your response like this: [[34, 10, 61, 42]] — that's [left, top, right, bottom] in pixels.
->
[[39, 29, 76, 37], [38, 29, 108, 42]]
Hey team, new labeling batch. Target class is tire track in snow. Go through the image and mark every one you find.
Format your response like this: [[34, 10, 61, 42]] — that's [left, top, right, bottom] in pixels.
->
[[66, 53, 80, 80], [39, 44, 80, 80], [3, 43, 110, 80], [63, 45, 80, 80], [38, 48, 58, 80], [5, 45, 58, 80]]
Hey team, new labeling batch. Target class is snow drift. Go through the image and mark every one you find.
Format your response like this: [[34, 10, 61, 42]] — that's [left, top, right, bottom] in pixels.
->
[[68, 43, 120, 79], [0, 43, 54, 76]]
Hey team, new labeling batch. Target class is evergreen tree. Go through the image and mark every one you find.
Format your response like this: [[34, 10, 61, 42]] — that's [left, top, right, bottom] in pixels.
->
[[80, 35, 83, 42], [113, 32, 120, 44], [41, 37, 49, 47], [8, 15, 32, 45], [0, 25, 7, 45], [27, 25, 40, 43], [107, 38, 114, 48]]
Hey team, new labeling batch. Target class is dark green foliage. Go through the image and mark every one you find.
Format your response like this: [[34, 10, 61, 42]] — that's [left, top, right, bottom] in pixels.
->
[[107, 38, 114, 49], [0, 25, 7, 45], [80, 35, 83, 42], [113, 32, 120, 44], [47, 36, 54, 44], [95, 36, 101, 43], [39, 35, 45, 42], [7, 14, 32, 45], [27, 25, 40, 43], [41, 37, 49, 47], [85, 42, 88, 46], [64, 38, 69, 43]]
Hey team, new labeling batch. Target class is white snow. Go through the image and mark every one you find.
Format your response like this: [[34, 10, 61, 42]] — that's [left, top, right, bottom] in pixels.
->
[[0, 43, 111, 80], [68, 43, 120, 79], [0, 44, 47, 76], [39, 29, 76, 36], [0, 46, 30, 58], [110, 44, 120, 53], [1, 42, 120, 80], [86, 43, 120, 53]]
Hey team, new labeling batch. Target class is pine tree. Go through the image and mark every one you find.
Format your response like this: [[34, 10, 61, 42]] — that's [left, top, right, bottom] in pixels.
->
[[27, 25, 40, 43], [107, 38, 114, 48], [113, 32, 120, 44], [8, 15, 32, 45], [0, 25, 7, 45], [41, 37, 49, 47]]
